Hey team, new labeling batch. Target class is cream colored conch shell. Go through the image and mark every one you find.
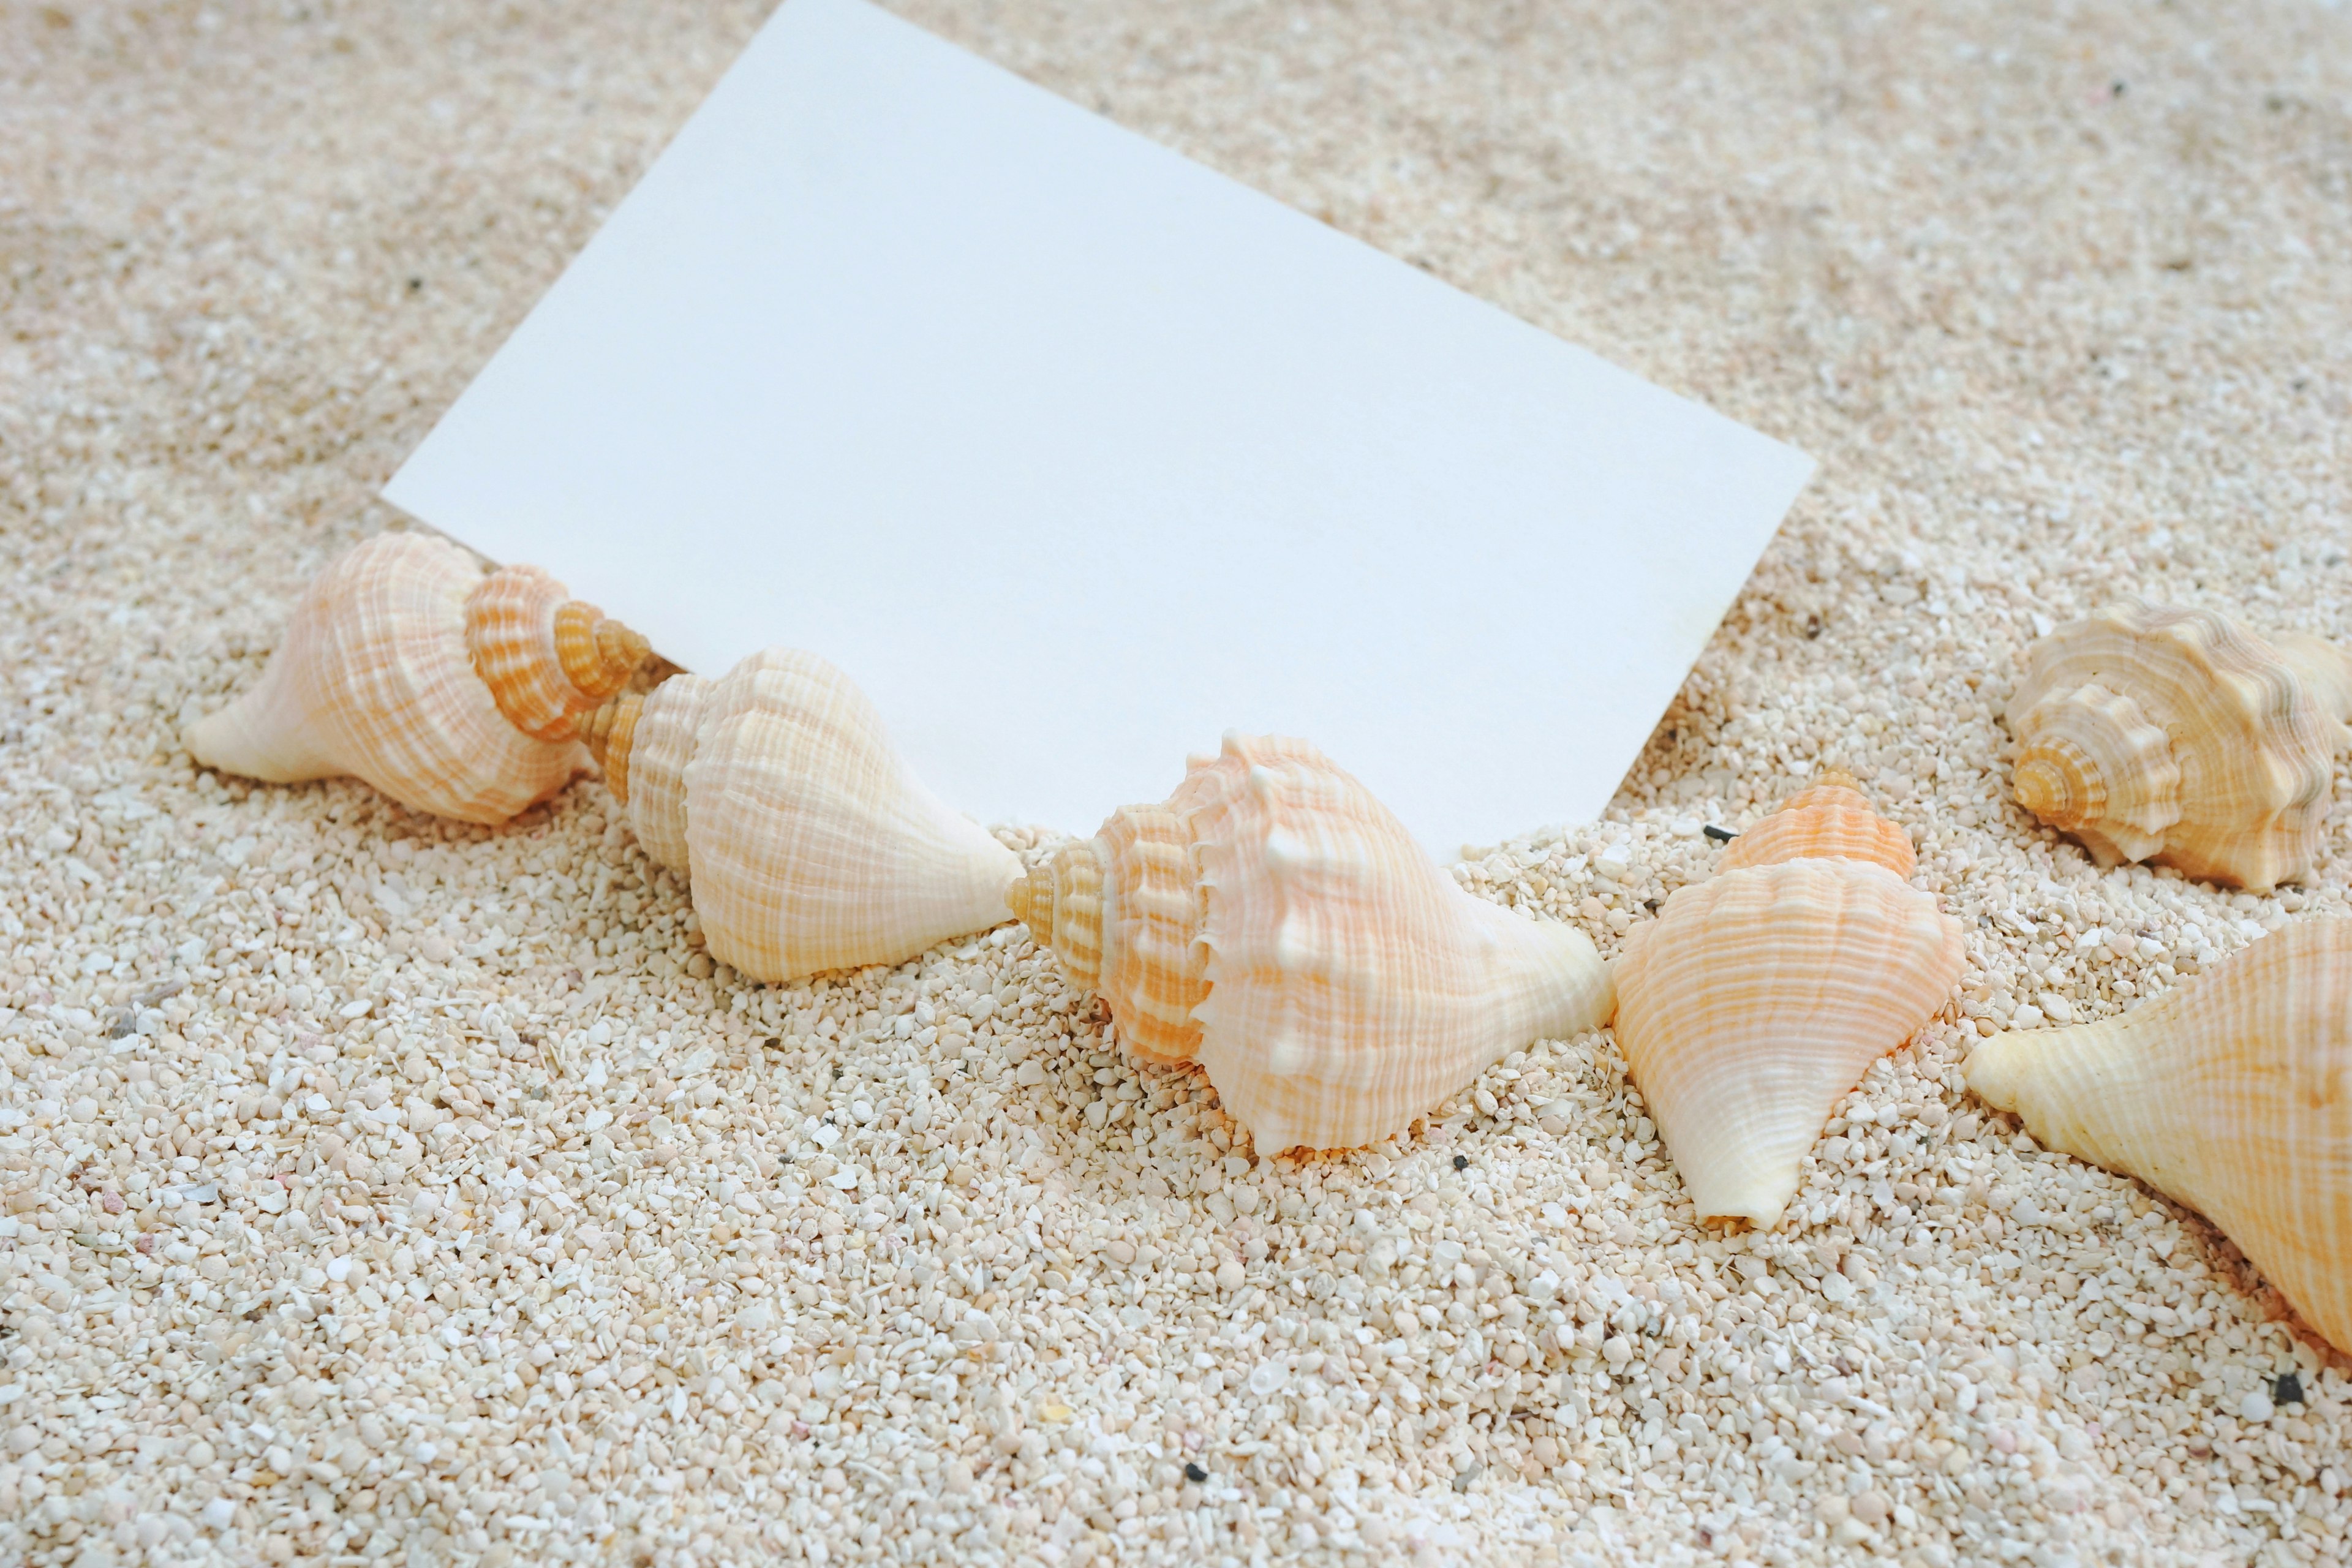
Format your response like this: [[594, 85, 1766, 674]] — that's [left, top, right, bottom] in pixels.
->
[[1007, 734, 1615, 1154], [1611, 778, 1966, 1228], [1968, 919, 2352, 1354], [586, 648, 1020, 982], [185, 532, 649, 825], [2006, 601, 2352, 891]]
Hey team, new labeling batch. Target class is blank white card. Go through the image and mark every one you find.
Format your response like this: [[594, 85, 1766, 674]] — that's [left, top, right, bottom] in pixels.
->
[[384, 0, 1814, 854]]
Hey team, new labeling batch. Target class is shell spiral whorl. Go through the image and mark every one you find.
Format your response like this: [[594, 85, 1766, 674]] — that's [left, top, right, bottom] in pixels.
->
[[2008, 680, 2179, 861], [579, 693, 644, 805], [1716, 773, 1916, 875], [557, 601, 653, 703], [464, 567, 651, 744], [1008, 844, 1108, 992], [2005, 600, 2352, 890]]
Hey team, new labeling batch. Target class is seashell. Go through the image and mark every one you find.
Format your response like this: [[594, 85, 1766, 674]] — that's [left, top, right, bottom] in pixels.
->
[[1611, 778, 1964, 1227], [186, 532, 649, 825], [2006, 600, 2352, 891], [587, 648, 1019, 982], [1717, 770, 1915, 876], [1968, 919, 2352, 1354], [1008, 734, 1615, 1153]]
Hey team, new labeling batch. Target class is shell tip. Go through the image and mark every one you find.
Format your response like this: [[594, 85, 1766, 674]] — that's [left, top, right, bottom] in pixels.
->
[[2012, 756, 2071, 824], [1005, 867, 1042, 938], [1963, 1032, 2029, 1114]]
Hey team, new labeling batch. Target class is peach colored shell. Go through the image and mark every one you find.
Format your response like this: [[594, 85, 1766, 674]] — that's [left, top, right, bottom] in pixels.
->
[[1717, 774, 1915, 876], [1612, 780, 1963, 1227], [1010, 734, 1615, 1153], [2007, 601, 2352, 891], [184, 532, 647, 825]]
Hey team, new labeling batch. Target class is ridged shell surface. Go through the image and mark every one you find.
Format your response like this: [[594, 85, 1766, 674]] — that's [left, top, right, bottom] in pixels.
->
[[1718, 775, 1916, 875], [2007, 601, 2352, 891], [184, 533, 583, 825], [619, 674, 715, 876], [1008, 801, 1212, 1063], [463, 565, 647, 742], [1614, 857, 1965, 1227], [612, 649, 1019, 982], [1967, 919, 2352, 1354], [1011, 734, 1616, 1153]]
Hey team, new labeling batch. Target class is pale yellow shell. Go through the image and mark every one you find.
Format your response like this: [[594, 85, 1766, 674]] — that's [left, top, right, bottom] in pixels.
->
[[1968, 919, 2352, 1354], [1009, 734, 1615, 1153], [599, 649, 1019, 982], [1611, 782, 1965, 1227], [2007, 601, 2352, 891], [184, 533, 646, 826]]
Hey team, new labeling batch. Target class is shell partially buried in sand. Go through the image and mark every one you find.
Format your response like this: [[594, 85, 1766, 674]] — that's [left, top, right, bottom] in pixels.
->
[[587, 648, 1020, 983], [184, 532, 649, 826], [1611, 777, 1967, 1228], [1968, 919, 2352, 1354], [1009, 733, 1616, 1154], [2006, 600, 2352, 892]]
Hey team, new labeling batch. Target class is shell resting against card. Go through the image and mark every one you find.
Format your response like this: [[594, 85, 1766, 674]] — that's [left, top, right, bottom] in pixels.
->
[[1006, 733, 1615, 1155], [184, 532, 650, 824], [582, 647, 1022, 984]]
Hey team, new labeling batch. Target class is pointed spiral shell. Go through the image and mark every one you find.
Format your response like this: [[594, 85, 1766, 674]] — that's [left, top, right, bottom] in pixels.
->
[[603, 650, 1017, 982], [579, 692, 643, 806], [184, 532, 649, 824], [1009, 802, 1210, 1063], [1010, 734, 1614, 1152], [1613, 778, 1964, 1227], [2007, 601, 2352, 891]]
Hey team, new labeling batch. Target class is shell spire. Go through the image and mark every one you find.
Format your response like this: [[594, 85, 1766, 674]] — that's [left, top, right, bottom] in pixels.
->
[[2005, 601, 2352, 891], [185, 532, 649, 825], [1611, 777, 1965, 1227], [606, 649, 1019, 981], [1969, 920, 2352, 1354], [464, 566, 651, 742], [1009, 734, 1615, 1153]]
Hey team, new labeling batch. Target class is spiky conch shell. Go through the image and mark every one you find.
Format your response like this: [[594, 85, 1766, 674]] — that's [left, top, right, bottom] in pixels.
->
[[1008, 734, 1615, 1154], [1968, 919, 2352, 1354], [2006, 601, 2352, 892], [1611, 778, 1965, 1227], [586, 648, 1019, 982], [184, 533, 649, 825]]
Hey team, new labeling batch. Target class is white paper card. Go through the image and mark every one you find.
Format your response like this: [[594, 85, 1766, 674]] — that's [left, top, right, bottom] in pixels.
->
[[384, 0, 1814, 853]]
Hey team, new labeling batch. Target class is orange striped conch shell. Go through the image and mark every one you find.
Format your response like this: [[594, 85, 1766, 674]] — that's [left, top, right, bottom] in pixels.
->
[[2006, 601, 2352, 891], [584, 648, 1020, 983], [1007, 734, 1615, 1154], [1611, 776, 1966, 1227], [1969, 919, 2352, 1354], [185, 532, 649, 825]]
